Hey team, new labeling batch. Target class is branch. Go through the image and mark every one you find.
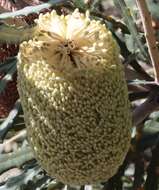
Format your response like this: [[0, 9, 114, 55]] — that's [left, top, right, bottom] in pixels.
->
[[136, 0, 159, 83], [132, 88, 159, 126], [0, 130, 27, 153], [133, 153, 144, 190], [144, 139, 159, 190]]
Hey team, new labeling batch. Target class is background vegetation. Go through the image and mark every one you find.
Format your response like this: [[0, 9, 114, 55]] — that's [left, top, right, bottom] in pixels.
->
[[1, 0, 159, 189]]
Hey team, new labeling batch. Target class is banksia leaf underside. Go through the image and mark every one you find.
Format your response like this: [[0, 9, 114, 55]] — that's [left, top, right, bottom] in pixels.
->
[[17, 9, 132, 185]]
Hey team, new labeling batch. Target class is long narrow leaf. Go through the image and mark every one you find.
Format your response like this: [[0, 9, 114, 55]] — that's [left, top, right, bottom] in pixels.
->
[[0, 146, 34, 173], [113, 0, 148, 60], [0, 0, 69, 19]]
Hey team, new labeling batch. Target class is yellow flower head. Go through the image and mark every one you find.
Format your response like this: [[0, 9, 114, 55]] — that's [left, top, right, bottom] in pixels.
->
[[17, 9, 132, 185]]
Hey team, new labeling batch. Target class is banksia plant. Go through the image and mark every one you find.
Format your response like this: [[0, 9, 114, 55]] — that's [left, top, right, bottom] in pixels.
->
[[0, 0, 40, 119], [2, 0, 159, 189], [17, 9, 132, 185], [0, 1, 45, 118]]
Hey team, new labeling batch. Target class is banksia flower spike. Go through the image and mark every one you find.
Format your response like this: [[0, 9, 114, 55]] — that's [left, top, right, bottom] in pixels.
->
[[17, 9, 132, 185]]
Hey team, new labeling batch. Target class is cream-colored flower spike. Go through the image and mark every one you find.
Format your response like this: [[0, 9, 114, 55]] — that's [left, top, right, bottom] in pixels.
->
[[17, 9, 132, 185]]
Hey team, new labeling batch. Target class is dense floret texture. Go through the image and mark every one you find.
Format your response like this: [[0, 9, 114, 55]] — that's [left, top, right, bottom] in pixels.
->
[[17, 9, 132, 185]]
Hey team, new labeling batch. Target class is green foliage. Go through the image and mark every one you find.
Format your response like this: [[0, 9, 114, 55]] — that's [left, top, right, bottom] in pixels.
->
[[73, 0, 86, 9], [0, 0, 159, 189], [0, 0, 69, 19], [113, 0, 149, 60], [0, 24, 36, 43], [144, 111, 159, 134], [0, 164, 43, 190], [0, 146, 34, 173]]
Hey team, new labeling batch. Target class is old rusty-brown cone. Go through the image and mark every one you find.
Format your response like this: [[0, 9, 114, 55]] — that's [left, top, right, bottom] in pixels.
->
[[0, 44, 19, 118]]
